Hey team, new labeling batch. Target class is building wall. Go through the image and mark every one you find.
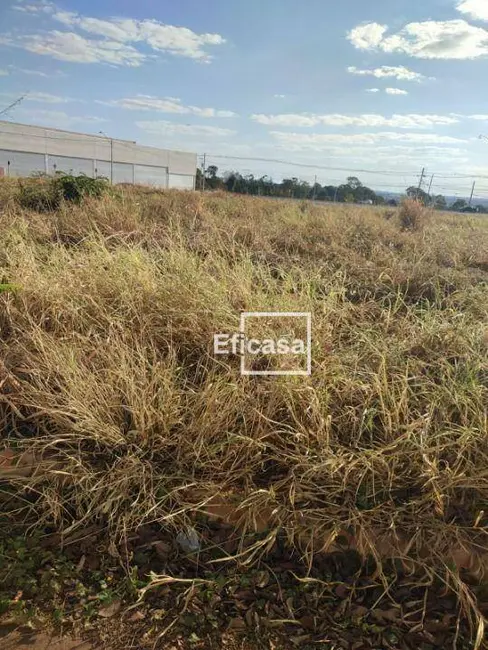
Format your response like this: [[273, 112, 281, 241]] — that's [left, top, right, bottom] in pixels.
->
[[0, 150, 46, 177], [0, 120, 196, 189]]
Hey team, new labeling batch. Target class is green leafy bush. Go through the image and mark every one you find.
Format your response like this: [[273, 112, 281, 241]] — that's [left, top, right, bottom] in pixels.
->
[[18, 178, 62, 212], [55, 173, 109, 203], [18, 173, 110, 212]]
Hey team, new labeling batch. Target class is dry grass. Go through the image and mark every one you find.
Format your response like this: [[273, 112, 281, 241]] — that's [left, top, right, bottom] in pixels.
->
[[398, 198, 430, 232], [0, 182, 487, 641]]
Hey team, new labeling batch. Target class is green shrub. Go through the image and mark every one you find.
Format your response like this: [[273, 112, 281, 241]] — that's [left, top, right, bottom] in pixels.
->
[[18, 173, 109, 212], [54, 173, 109, 203], [18, 178, 62, 212]]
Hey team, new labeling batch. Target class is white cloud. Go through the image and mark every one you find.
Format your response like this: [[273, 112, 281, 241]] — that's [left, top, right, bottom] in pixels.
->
[[347, 22, 388, 49], [52, 11, 136, 41], [100, 95, 236, 118], [365, 88, 409, 95], [5, 64, 64, 77], [347, 65, 427, 81], [13, 1, 54, 13], [25, 91, 73, 103], [5, 3, 226, 65], [470, 114, 488, 120], [136, 120, 236, 137], [9, 66, 47, 77], [15, 108, 106, 128], [385, 88, 409, 95], [270, 131, 467, 150], [274, 94, 286, 98], [251, 113, 320, 127], [457, 0, 488, 21], [0, 69, 8, 76], [16, 31, 147, 66], [295, 143, 469, 163], [51, 9, 225, 61], [347, 19, 488, 59], [251, 113, 459, 128], [0, 91, 75, 105], [135, 22, 225, 61]]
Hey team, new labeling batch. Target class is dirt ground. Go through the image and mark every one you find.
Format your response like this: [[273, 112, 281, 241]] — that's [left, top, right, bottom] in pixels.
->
[[0, 626, 260, 650], [0, 627, 95, 650]]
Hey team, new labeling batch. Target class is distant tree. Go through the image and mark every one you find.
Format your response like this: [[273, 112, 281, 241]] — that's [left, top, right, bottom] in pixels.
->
[[203, 169, 382, 205], [318, 185, 336, 201], [333, 184, 347, 202], [281, 176, 308, 198], [310, 182, 322, 200], [205, 165, 222, 190], [347, 176, 362, 190], [451, 198, 468, 212], [387, 199, 398, 207], [244, 174, 257, 194], [433, 195, 447, 210], [406, 186, 429, 204], [354, 184, 376, 203], [258, 175, 273, 196], [281, 178, 295, 197], [195, 167, 203, 190], [224, 171, 245, 193], [297, 180, 311, 199]]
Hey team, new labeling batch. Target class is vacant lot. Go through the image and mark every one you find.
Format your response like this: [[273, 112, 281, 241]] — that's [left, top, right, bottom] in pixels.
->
[[0, 180, 487, 649]]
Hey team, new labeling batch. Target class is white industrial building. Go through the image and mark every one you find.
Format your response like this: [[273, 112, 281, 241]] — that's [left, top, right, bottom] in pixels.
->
[[0, 120, 197, 189]]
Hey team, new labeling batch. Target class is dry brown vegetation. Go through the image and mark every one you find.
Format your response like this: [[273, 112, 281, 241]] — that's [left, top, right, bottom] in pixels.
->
[[398, 198, 430, 232], [0, 180, 487, 646]]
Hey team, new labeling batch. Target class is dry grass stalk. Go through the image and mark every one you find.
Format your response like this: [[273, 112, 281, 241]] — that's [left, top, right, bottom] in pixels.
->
[[0, 180, 487, 640], [398, 198, 430, 231]]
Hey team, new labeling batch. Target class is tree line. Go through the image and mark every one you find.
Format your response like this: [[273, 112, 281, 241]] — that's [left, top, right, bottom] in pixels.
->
[[196, 166, 487, 213], [197, 167, 387, 204], [406, 186, 487, 213]]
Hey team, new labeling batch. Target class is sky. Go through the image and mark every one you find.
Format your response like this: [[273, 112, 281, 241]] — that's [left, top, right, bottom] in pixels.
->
[[1, 0, 488, 197]]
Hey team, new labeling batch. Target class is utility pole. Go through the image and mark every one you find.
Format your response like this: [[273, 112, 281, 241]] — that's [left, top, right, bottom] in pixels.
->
[[312, 174, 317, 201], [417, 167, 425, 200], [469, 180, 476, 207], [427, 174, 434, 206], [99, 131, 113, 183], [201, 153, 206, 192]]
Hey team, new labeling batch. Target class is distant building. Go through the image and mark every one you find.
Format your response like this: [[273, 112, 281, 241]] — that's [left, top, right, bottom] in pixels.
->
[[0, 120, 196, 189]]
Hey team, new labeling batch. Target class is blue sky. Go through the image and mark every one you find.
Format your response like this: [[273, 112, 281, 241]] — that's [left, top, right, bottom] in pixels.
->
[[1, 0, 488, 196]]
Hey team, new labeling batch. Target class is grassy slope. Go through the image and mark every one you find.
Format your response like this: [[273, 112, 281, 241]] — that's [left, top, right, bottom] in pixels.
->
[[0, 181, 487, 647]]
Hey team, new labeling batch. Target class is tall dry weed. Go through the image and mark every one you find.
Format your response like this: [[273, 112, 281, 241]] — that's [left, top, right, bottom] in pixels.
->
[[398, 198, 429, 231], [0, 180, 487, 640]]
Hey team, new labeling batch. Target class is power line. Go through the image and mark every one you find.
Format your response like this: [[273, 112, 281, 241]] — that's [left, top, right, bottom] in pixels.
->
[[0, 95, 26, 118], [206, 154, 488, 183], [204, 154, 488, 199], [433, 173, 488, 180], [204, 153, 420, 177]]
